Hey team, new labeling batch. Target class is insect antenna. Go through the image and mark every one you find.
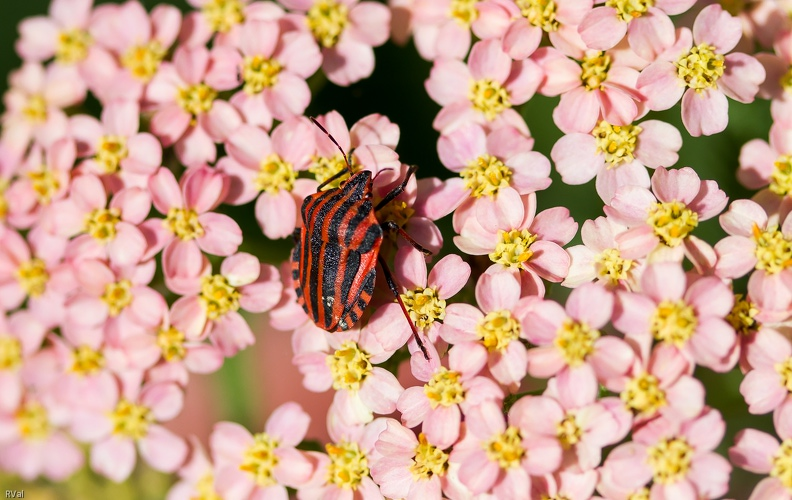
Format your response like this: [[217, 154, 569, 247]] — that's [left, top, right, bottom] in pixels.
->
[[309, 116, 354, 191]]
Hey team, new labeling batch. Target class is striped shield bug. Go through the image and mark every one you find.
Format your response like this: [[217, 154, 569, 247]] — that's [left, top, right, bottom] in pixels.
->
[[290, 117, 431, 360]]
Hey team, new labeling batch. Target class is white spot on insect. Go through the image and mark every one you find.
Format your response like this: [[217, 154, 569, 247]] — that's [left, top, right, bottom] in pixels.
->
[[339, 319, 348, 330], [324, 296, 334, 307]]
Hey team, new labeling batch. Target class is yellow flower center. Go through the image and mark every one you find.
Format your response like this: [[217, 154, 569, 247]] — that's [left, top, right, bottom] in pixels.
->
[[95, 135, 129, 174], [424, 367, 465, 409], [326, 441, 369, 490], [56, 28, 92, 64], [753, 224, 792, 275], [85, 207, 121, 243], [70, 345, 106, 376], [469, 79, 512, 121], [646, 201, 699, 247], [28, 167, 61, 205], [203, 0, 246, 33], [240, 432, 280, 487], [460, 154, 513, 198], [651, 300, 697, 347], [726, 294, 759, 335], [476, 309, 521, 352], [595, 248, 635, 285], [410, 433, 449, 480], [776, 358, 792, 393], [489, 229, 537, 268], [177, 83, 217, 117], [102, 279, 134, 317], [121, 41, 166, 82], [780, 66, 792, 94], [516, 0, 559, 31], [556, 413, 582, 449], [16, 401, 51, 441], [605, 0, 653, 22], [401, 287, 446, 330], [327, 341, 372, 392], [255, 154, 296, 194], [449, 0, 479, 27], [484, 426, 524, 469], [771, 439, 792, 490], [719, 0, 746, 16], [200, 275, 240, 320], [621, 372, 667, 416], [22, 94, 47, 123], [16, 258, 49, 298], [194, 473, 222, 500], [770, 154, 792, 196], [111, 399, 153, 440], [242, 56, 282, 94], [676, 44, 725, 92], [157, 326, 187, 362], [581, 52, 611, 91], [627, 489, 650, 500], [165, 207, 205, 240], [306, 0, 349, 48], [593, 121, 641, 168], [554, 319, 600, 367], [309, 154, 357, 189], [377, 201, 415, 235], [646, 437, 693, 485], [0, 179, 8, 220], [0, 336, 22, 371]]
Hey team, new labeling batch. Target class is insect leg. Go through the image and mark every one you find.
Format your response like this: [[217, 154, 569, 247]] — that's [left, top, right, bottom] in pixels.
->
[[377, 255, 430, 361], [310, 117, 355, 192], [374, 164, 418, 211], [381, 220, 432, 255]]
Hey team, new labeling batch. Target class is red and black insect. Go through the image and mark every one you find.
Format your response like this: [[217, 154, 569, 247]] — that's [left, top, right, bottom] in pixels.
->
[[291, 117, 431, 360]]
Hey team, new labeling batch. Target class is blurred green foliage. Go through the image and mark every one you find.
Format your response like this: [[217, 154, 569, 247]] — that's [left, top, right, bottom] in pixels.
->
[[0, 0, 776, 497]]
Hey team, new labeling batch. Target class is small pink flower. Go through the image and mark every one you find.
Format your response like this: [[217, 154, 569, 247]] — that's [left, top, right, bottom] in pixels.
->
[[396, 340, 503, 448], [636, 4, 766, 136], [4, 137, 76, 230], [551, 119, 682, 203], [0, 397, 84, 481], [299, 418, 388, 497], [532, 46, 643, 134], [371, 419, 455, 499], [0, 226, 74, 326], [0, 311, 47, 413], [449, 400, 563, 495], [167, 437, 218, 500], [86, 1, 182, 102], [46, 175, 150, 268], [280, 0, 391, 86], [578, 0, 695, 59], [425, 39, 542, 133], [148, 166, 241, 283], [73, 381, 188, 482], [532, 470, 599, 500], [16, 0, 95, 65], [438, 122, 551, 216], [211, 403, 315, 498], [438, 270, 531, 389], [146, 46, 242, 167], [213, 18, 321, 129], [523, 282, 634, 406], [562, 215, 643, 290], [730, 398, 792, 500], [1, 63, 84, 152], [599, 408, 731, 499], [738, 122, 792, 193], [605, 167, 727, 263], [293, 323, 404, 426], [368, 246, 470, 350], [613, 262, 737, 372], [180, 0, 258, 48], [408, 0, 482, 60], [756, 29, 792, 103], [70, 101, 163, 191], [218, 118, 317, 240], [454, 192, 576, 296], [740, 327, 792, 414]]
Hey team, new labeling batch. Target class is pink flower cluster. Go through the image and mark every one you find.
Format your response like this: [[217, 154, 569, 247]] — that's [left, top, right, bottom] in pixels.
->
[[2, 0, 792, 498]]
